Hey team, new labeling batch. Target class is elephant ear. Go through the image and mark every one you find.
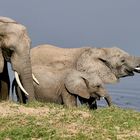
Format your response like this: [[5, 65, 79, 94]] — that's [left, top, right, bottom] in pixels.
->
[[64, 71, 90, 99]]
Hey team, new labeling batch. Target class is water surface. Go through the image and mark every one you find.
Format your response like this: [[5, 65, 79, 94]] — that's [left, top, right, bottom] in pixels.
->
[[98, 74, 140, 111]]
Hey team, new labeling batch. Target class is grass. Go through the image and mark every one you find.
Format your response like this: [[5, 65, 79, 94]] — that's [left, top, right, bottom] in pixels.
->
[[0, 101, 140, 140]]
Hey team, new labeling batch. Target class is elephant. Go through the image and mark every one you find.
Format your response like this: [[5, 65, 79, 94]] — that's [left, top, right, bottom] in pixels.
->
[[31, 44, 140, 83], [64, 69, 112, 109], [0, 16, 35, 101], [13, 44, 140, 108], [13, 66, 112, 108]]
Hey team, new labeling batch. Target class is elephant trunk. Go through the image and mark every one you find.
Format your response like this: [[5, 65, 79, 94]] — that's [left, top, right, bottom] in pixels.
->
[[104, 95, 112, 106], [18, 55, 35, 101], [0, 59, 10, 100], [96, 86, 112, 106]]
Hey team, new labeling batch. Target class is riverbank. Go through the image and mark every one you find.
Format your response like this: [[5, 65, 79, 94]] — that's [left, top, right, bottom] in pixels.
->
[[0, 101, 140, 139]]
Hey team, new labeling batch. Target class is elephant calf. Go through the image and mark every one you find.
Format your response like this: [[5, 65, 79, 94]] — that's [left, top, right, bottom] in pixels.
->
[[14, 66, 111, 108], [65, 70, 112, 109], [36, 68, 112, 108]]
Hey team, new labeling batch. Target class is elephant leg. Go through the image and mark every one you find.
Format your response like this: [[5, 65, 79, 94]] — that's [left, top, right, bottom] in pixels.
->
[[0, 80, 10, 100], [78, 96, 88, 105], [0, 61, 10, 100], [62, 88, 77, 107], [14, 80, 27, 103], [78, 97, 97, 109], [88, 99, 97, 110]]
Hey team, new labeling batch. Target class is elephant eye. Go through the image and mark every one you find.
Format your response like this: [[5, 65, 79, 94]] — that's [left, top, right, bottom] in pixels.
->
[[96, 85, 100, 88], [121, 59, 125, 63]]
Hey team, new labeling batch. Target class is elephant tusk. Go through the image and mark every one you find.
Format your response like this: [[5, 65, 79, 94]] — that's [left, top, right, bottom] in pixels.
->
[[32, 73, 39, 85], [135, 67, 140, 70], [14, 71, 29, 96]]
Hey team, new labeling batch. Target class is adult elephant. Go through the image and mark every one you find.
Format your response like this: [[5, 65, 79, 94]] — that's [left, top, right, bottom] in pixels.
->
[[0, 17, 35, 101], [14, 44, 140, 107], [31, 45, 140, 83]]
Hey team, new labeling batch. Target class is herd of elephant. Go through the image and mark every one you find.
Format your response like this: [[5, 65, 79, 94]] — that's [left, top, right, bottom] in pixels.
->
[[0, 16, 140, 110]]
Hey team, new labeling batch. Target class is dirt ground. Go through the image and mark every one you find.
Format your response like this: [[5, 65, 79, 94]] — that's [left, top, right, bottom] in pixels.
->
[[0, 101, 50, 117]]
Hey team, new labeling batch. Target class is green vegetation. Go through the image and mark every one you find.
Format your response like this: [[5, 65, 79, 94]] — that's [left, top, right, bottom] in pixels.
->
[[0, 101, 140, 140]]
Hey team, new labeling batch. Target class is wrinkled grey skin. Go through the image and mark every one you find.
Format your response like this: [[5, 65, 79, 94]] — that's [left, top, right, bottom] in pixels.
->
[[14, 66, 111, 108], [0, 17, 35, 101], [14, 45, 140, 108], [14, 66, 77, 106], [65, 70, 112, 109], [31, 45, 140, 83]]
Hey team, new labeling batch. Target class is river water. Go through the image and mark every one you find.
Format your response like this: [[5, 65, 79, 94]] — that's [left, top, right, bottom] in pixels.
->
[[98, 74, 140, 111]]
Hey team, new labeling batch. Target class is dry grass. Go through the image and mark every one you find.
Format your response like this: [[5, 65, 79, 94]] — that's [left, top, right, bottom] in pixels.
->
[[0, 101, 50, 117], [0, 101, 140, 140]]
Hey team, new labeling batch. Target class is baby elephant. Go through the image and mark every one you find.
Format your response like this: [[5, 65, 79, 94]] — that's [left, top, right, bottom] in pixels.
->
[[64, 70, 112, 109], [14, 66, 111, 109]]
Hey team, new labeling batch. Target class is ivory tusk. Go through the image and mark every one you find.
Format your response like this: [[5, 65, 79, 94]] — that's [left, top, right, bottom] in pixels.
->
[[102, 97, 105, 99], [14, 71, 29, 96], [135, 67, 140, 70], [32, 74, 39, 85]]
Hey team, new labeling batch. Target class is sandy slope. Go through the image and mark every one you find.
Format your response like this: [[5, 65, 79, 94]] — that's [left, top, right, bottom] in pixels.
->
[[0, 101, 50, 117]]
